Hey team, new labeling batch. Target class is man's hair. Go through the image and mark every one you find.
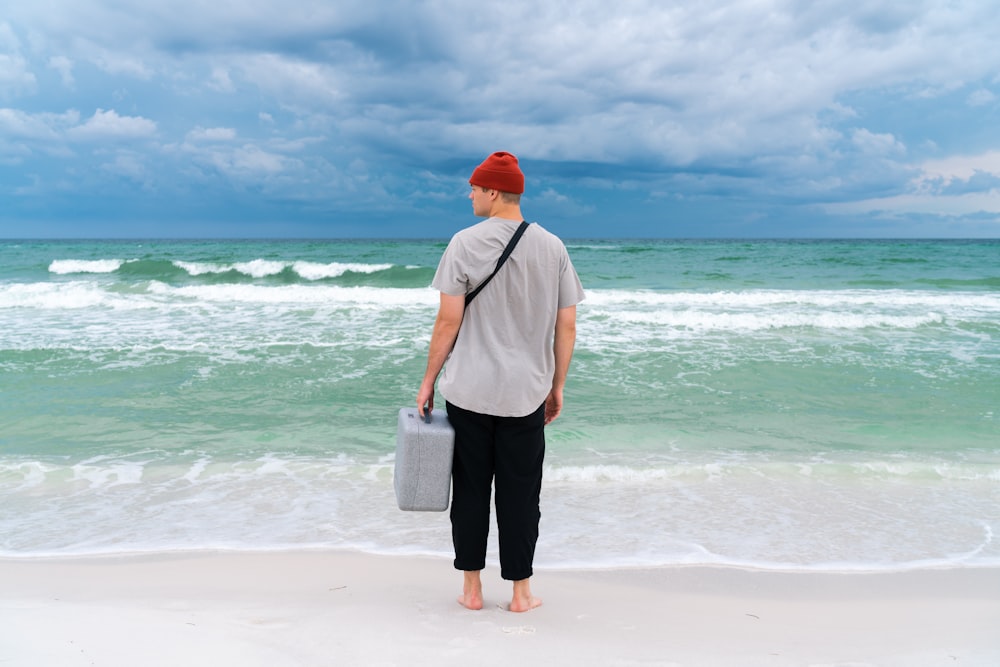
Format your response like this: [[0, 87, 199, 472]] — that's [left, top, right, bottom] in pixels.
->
[[476, 186, 521, 205]]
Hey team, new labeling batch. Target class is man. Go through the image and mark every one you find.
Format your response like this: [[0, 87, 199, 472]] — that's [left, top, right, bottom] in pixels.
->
[[416, 151, 584, 613]]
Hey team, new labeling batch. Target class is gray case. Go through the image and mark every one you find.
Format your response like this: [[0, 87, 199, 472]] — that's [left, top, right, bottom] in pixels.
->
[[394, 407, 455, 511]]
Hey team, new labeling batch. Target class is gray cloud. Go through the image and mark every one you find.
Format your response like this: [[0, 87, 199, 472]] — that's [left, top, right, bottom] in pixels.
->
[[3, 1, 1000, 236]]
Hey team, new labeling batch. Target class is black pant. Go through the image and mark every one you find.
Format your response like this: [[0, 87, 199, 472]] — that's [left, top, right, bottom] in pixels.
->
[[446, 401, 546, 581]]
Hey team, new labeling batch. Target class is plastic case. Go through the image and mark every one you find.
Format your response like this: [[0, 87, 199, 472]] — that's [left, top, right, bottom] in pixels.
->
[[394, 407, 455, 511]]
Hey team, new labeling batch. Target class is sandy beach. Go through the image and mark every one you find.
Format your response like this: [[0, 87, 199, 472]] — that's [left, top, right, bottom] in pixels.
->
[[1, 551, 997, 666]]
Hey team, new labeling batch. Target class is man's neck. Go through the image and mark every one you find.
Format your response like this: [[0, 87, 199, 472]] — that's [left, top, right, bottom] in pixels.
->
[[488, 203, 523, 221]]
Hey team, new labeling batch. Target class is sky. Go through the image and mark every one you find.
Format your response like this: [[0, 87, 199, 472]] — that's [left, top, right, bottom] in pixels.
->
[[2, 0, 1000, 239]]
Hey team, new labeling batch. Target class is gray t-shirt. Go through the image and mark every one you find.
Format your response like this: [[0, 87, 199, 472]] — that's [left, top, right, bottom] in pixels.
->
[[432, 217, 585, 417]]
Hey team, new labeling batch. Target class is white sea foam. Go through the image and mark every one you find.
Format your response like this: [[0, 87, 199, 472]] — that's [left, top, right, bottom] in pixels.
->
[[9, 280, 1000, 324], [0, 281, 111, 309], [543, 464, 689, 483], [48, 259, 126, 274], [145, 281, 436, 307], [173, 259, 395, 280], [0, 461, 54, 491], [597, 308, 946, 331], [182, 458, 211, 483], [292, 261, 394, 280], [542, 458, 1000, 483], [71, 457, 147, 489], [232, 259, 288, 277], [584, 288, 1000, 312], [174, 261, 227, 276], [4, 279, 994, 373], [3, 452, 998, 570], [4, 283, 991, 339]]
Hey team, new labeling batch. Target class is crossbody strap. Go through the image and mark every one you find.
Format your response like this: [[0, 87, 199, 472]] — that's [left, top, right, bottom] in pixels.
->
[[465, 220, 529, 307]]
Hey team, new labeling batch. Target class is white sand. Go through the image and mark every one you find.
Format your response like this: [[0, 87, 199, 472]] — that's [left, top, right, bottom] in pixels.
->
[[2, 551, 998, 666]]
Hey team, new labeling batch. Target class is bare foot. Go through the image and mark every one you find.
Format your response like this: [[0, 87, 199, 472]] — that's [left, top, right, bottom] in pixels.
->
[[457, 590, 484, 610], [508, 595, 542, 613], [509, 579, 542, 612], [457, 571, 484, 610]]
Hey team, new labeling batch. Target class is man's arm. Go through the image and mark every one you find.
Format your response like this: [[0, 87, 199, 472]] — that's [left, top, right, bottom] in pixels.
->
[[545, 305, 577, 425], [416, 292, 466, 417]]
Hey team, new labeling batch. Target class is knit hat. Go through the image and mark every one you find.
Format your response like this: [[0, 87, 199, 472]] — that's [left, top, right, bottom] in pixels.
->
[[469, 151, 525, 194]]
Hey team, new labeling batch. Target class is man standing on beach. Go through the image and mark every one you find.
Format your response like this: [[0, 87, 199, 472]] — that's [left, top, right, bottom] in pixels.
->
[[416, 151, 584, 612]]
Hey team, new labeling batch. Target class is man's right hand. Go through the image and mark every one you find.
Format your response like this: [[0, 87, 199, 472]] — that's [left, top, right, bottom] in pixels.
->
[[544, 387, 563, 424], [416, 382, 434, 418]]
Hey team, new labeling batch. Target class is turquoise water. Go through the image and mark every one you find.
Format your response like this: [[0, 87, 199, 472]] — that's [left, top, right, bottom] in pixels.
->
[[1, 238, 998, 570]]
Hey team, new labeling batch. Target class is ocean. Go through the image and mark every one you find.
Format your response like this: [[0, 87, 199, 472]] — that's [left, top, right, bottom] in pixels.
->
[[1, 237, 998, 572]]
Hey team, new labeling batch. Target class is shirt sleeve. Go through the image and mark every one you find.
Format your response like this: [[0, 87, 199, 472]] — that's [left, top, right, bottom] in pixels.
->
[[431, 234, 470, 297], [557, 250, 586, 308]]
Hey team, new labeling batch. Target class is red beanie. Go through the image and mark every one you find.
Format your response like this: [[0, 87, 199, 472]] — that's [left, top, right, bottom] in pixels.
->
[[469, 151, 524, 194]]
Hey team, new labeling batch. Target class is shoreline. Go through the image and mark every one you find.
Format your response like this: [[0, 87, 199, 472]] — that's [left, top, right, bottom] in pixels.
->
[[3, 545, 1000, 574], [3, 550, 998, 666]]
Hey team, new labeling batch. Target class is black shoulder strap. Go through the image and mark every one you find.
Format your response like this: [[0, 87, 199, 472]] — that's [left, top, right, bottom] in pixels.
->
[[465, 220, 529, 307]]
